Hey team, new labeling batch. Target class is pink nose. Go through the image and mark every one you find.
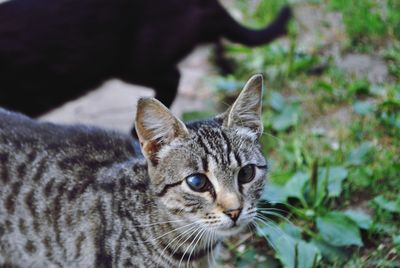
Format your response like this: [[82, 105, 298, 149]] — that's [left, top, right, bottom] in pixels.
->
[[223, 208, 242, 222]]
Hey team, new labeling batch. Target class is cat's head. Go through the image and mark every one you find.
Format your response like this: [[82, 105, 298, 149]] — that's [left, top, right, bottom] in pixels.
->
[[135, 74, 267, 238]]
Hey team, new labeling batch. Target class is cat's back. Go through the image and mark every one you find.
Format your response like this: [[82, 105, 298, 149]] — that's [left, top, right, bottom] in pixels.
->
[[0, 108, 137, 158], [0, 107, 142, 190], [0, 108, 141, 187]]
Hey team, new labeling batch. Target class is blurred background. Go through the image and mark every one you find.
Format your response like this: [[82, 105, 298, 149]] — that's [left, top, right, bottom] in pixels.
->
[[10, 0, 400, 266]]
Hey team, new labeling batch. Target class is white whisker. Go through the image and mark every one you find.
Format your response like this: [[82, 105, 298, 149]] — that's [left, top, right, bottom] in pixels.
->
[[186, 227, 207, 268], [257, 210, 294, 225], [178, 226, 206, 268], [155, 224, 199, 268], [133, 219, 186, 228], [254, 215, 292, 246], [142, 220, 201, 244], [251, 220, 277, 252]]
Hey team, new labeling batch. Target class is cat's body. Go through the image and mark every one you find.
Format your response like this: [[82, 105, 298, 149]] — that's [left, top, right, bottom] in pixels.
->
[[0, 0, 290, 116], [0, 109, 147, 267], [0, 75, 267, 267]]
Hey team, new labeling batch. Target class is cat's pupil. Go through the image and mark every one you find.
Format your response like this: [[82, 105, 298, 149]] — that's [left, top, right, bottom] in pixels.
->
[[186, 174, 209, 192], [238, 164, 255, 184]]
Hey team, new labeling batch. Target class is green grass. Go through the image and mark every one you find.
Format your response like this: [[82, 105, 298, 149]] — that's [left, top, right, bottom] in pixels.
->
[[185, 0, 400, 266], [328, 0, 400, 51]]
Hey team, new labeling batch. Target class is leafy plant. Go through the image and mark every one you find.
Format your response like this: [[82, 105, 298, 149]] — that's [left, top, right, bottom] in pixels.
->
[[258, 160, 372, 266], [372, 196, 400, 214]]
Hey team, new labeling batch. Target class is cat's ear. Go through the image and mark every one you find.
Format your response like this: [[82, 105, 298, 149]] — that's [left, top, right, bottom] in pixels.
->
[[222, 74, 264, 136], [135, 98, 189, 164]]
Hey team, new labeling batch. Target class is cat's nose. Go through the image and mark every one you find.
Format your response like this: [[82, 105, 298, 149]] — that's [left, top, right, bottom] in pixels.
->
[[223, 208, 242, 222]]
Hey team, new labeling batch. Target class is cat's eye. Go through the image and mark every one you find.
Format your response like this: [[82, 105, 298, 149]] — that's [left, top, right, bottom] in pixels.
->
[[238, 164, 256, 184], [185, 173, 210, 192]]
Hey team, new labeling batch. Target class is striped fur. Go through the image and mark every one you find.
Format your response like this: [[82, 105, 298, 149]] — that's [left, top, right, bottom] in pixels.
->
[[0, 75, 267, 267]]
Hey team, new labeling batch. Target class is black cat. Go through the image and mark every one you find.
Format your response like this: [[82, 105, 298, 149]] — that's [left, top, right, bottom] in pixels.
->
[[0, 0, 291, 116]]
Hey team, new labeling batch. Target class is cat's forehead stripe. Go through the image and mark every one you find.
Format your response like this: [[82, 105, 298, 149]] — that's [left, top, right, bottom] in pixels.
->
[[201, 157, 208, 172], [195, 127, 234, 167]]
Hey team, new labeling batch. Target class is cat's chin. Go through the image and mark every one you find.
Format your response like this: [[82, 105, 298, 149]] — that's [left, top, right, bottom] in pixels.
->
[[214, 224, 246, 237]]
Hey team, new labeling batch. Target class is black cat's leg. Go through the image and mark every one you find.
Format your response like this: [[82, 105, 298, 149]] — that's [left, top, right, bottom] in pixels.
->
[[214, 40, 236, 75], [130, 68, 180, 137], [152, 68, 180, 108]]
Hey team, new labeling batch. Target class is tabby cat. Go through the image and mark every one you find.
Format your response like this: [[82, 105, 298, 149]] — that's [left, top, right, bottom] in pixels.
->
[[0, 0, 291, 117], [0, 75, 267, 267]]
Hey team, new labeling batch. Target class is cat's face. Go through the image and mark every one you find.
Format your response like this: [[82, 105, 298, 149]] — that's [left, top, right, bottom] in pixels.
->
[[151, 125, 267, 237], [136, 75, 266, 238]]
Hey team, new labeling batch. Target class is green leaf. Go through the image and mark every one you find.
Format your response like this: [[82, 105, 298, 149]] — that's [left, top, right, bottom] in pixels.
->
[[271, 105, 300, 131], [372, 195, 400, 213], [316, 211, 363, 247], [318, 166, 348, 197], [344, 209, 373, 229], [281, 222, 303, 240], [291, 53, 319, 74], [313, 166, 348, 207], [374, 222, 398, 234], [261, 183, 288, 204], [347, 142, 374, 166], [393, 235, 400, 248], [284, 172, 309, 201], [292, 240, 320, 268], [349, 167, 373, 188], [269, 169, 294, 185], [258, 224, 321, 268], [314, 169, 328, 208], [269, 91, 285, 112], [310, 238, 350, 263], [236, 249, 258, 268], [347, 79, 370, 95], [352, 101, 376, 116], [379, 110, 400, 130], [313, 80, 334, 93]]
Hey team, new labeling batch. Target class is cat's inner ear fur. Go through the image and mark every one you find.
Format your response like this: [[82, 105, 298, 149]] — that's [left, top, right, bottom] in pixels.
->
[[135, 98, 188, 164], [222, 74, 264, 136]]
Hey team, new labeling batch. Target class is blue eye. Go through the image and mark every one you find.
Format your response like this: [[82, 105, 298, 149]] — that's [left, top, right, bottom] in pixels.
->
[[238, 164, 255, 184], [185, 174, 210, 192]]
